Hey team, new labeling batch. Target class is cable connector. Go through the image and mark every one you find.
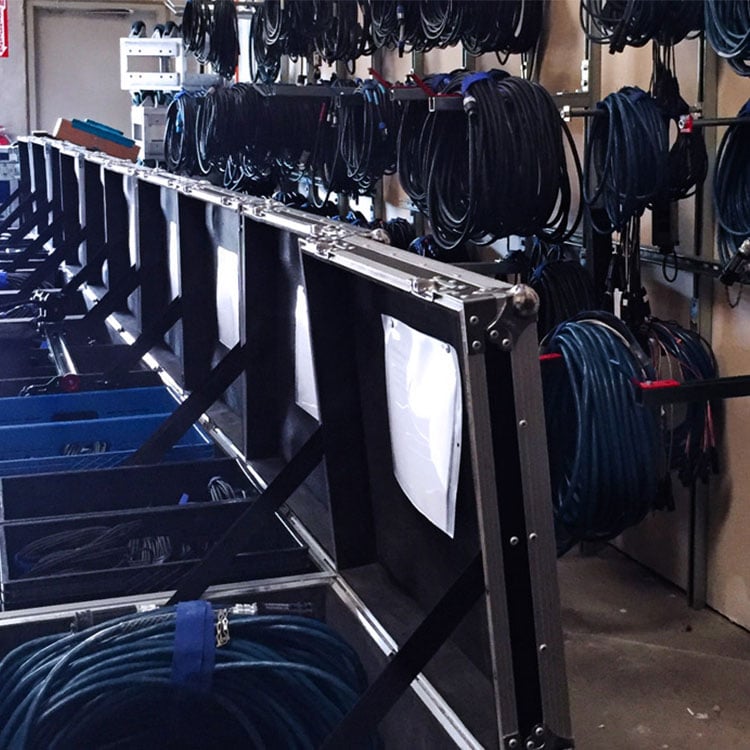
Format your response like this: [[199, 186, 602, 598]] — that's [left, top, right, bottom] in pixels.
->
[[720, 238, 750, 286], [463, 95, 477, 115]]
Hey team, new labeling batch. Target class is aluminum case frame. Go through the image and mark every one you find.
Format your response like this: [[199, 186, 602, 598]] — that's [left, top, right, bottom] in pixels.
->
[[3, 136, 573, 750]]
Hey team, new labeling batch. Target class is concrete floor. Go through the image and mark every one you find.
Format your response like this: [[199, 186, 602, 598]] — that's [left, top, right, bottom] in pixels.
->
[[559, 547, 750, 749]]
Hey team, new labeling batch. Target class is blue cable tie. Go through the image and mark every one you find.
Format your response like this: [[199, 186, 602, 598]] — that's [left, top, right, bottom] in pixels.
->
[[178, 493, 190, 505], [0, 271, 7, 290], [171, 600, 216, 692]]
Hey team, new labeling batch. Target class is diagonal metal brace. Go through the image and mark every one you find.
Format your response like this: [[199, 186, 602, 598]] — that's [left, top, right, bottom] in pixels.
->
[[321, 553, 485, 748], [123, 342, 249, 468], [103, 296, 183, 381], [165, 427, 324, 604]]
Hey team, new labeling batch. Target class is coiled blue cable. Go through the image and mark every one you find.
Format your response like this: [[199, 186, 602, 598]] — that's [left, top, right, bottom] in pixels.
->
[[541, 313, 661, 554], [0, 607, 376, 749]]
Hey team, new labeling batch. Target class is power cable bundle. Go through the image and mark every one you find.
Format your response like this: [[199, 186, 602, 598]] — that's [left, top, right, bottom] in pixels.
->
[[529, 255, 598, 338], [713, 101, 750, 267], [650, 48, 708, 203], [182, 0, 239, 79], [0, 604, 376, 749], [460, 0, 545, 60], [581, 0, 703, 53], [644, 318, 719, 486], [705, 0, 750, 76], [358, 1, 544, 59], [397, 69, 582, 251], [251, 1, 368, 83], [14, 522, 143, 577], [186, 83, 322, 192], [541, 312, 661, 554], [164, 91, 204, 174], [337, 79, 399, 194], [584, 86, 668, 234], [380, 217, 416, 249]]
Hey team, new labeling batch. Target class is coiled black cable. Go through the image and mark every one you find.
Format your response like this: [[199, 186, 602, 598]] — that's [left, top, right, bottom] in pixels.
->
[[705, 0, 750, 76], [0, 606, 376, 749], [541, 312, 661, 554], [209, 0, 240, 79], [337, 79, 399, 195], [164, 91, 203, 173], [584, 86, 668, 234], [397, 69, 582, 251], [581, 0, 703, 53], [644, 318, 719, 487], [182, 0, 212, 63], [183, 0, 238, 79], [529, 256, 598, 339], [650, 47, 708, 202], [713, 101, 750, 265]]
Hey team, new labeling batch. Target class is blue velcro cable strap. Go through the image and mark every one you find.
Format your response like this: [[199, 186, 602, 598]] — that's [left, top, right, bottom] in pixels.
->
[[0, 271, 7, 290], [171, 600, 216, 691], [461, 71, 492, 95]]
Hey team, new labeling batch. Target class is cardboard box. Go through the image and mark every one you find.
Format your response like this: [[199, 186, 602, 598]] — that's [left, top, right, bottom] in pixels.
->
[[53, 117, 140, 162]]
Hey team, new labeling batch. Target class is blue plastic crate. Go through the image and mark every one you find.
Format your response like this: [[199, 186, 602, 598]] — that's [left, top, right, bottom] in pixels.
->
[[0, 387, 182, 426], [0, 414, 214, 476]]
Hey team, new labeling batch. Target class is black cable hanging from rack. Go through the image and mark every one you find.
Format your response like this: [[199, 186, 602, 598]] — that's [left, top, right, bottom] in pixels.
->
[[714, 101, 750, 268], [528, 244, 597, 339], [705, 0, 750, 76], [643, 318, 719, 488], [580, 0, 703, 54], [182, 0, 239, 79], [397, 69, 582, 252]]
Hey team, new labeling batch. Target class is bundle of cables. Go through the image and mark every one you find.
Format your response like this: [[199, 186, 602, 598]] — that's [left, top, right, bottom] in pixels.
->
[[713, 100, 750, 268], [13, 476, 252, 578], [164, 91, 203, 174], [358, 1, 543, 60], [650, 47, 708, 204], [182, 0, 239, 79], [541, 312, 662, 554], [408, 234, 469, 262], [251, 1, 369, 83], [643, 318, 719, 487], [0, 603, 377, 749], [336, 79, 399, 194], [331, 210, 417, 250], [581, 0, 703, 53], [397, 69, 582, 251], [584, 86, 668, 234], [705, 0, 750, 76], [528, 251, 598, 338]]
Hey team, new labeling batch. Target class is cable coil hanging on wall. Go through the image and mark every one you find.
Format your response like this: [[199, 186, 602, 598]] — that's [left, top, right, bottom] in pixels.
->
[[541, 313, 662, 555], [644, 318, 719, 487], [713, 101, 750, 268], [583, 86, 668, 234], [580, 0, 703, 54], [705, 0, 750, 76], [398, 69, 582, 251]]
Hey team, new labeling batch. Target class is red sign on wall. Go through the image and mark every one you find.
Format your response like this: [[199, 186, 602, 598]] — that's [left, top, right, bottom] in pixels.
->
[[0, 0, 8, 59]]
